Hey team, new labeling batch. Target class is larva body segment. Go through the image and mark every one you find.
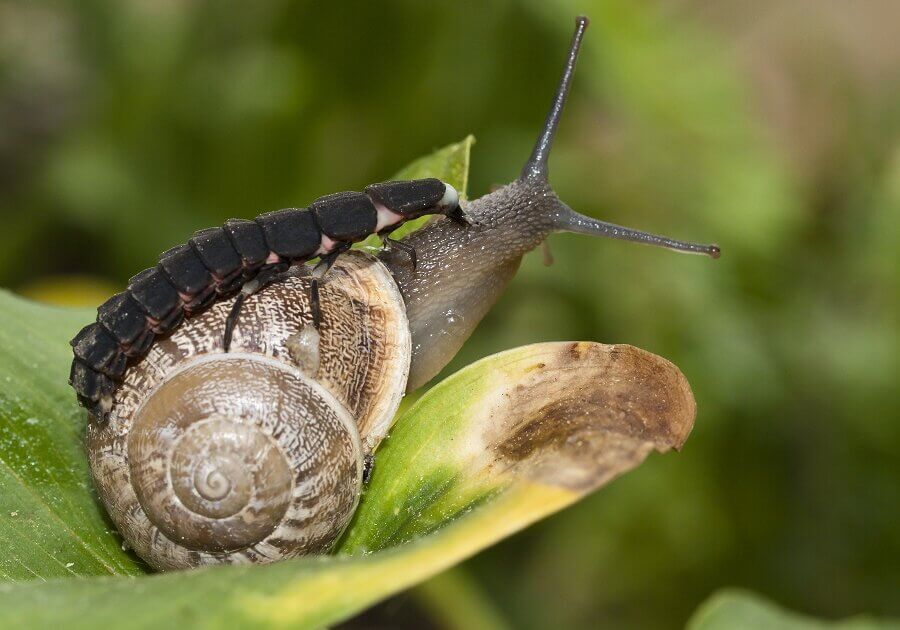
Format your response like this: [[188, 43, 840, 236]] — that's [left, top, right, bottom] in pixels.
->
[[69, 178, 463, 417], [255, 208, 321, 260], [96, 291, 150, 351], [311, 192, 378, 242], [127, 268, 183, 332], [158, 244, 216, 313], [223, 219, 270, 272], [69, 360, 115, 411], [71, 323, 126, 378], [365, 178, 448, 218], [188, 227, 244, 294]]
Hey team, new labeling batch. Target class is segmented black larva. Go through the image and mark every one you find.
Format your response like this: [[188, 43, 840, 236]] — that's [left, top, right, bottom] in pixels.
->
[[69, 178, 466, 416]]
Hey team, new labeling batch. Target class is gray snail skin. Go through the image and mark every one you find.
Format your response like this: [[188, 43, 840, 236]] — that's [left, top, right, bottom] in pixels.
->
[[83, 16, 719, 571]]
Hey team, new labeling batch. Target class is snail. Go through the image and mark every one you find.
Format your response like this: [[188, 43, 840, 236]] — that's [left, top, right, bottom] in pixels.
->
[[83, 16, 720, 570], [89, 255, 408, 569]]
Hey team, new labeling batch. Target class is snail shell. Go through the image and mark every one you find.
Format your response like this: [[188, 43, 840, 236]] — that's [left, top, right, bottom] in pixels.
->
[[87, 252, 410, 570]]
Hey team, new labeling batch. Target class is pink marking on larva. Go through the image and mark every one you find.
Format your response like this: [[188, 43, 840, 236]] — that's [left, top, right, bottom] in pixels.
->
[[373, 201, 405, 232], [266, 251, 282, 265], [315, 234, 338, 256]]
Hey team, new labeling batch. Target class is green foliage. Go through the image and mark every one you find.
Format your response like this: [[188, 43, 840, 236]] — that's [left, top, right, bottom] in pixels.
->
[[0, 297, 141, 579], [689, 590, 900, 630], [1, 0, 898, 627]]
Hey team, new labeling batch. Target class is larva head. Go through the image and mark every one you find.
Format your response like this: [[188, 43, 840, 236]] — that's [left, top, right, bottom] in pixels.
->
[[383, 16, 719, 391]]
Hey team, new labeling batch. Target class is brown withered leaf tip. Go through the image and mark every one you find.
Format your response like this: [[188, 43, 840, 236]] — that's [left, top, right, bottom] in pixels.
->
[[486, 342, 696, 493]]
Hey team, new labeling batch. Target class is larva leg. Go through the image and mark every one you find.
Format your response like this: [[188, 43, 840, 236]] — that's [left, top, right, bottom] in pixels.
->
[[309, 243, 351, 328], [378, 232, 417, 269], [362, 453, 375, 484], [222, 265, 284, 352]]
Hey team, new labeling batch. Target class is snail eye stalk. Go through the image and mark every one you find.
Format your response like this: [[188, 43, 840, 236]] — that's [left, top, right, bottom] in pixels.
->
[[520, 16, 590, 183]]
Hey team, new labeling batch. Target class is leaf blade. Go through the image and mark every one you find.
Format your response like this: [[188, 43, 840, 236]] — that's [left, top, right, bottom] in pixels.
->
[[0, 341, 694, 628], [0, 292, 143, 579], [688, 589, 900, 630]]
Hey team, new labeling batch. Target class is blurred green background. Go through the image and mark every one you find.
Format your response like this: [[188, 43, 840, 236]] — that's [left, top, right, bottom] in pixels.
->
[[1, 0, 898, 628]]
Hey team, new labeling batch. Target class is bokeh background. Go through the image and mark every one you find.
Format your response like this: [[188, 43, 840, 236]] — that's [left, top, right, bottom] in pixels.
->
[[1, 0, 898, 628]]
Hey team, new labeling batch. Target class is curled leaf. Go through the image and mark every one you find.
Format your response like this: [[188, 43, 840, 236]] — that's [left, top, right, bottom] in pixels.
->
[[339, 341, 695, 553]]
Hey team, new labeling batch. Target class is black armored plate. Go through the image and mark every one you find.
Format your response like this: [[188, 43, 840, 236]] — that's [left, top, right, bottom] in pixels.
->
[[190, 227, 243, 285], [311, 191, 378, 242], [97, 291, 148, 347], [69, 359, 114, 404], [223, 219, 270, 270], [70, 323, 126, 378], [158, 244, 213, 296], [365, 178, 445, 217], [128, 268, 182, 325], [255, 208, 321, 260]]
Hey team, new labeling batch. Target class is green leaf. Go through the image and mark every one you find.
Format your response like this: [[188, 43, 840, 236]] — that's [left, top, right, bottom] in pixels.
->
[[0, 140, 696, 627], [0, 295, 143, 579], [336, 341, 694, 554], [688, 590, 900, 630], [0, 327, 694, 627], [412, 567, 512, 630]]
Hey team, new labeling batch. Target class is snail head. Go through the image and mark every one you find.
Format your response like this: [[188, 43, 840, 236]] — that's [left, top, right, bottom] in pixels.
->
[[384, 16, 720, 391]]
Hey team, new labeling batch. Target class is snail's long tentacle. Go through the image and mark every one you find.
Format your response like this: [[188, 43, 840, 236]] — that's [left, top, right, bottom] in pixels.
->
[[554, 203, 721, 258]]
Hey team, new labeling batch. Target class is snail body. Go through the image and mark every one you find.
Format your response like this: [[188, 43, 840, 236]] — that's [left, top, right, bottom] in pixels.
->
[[82, 16, 720, 570]]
